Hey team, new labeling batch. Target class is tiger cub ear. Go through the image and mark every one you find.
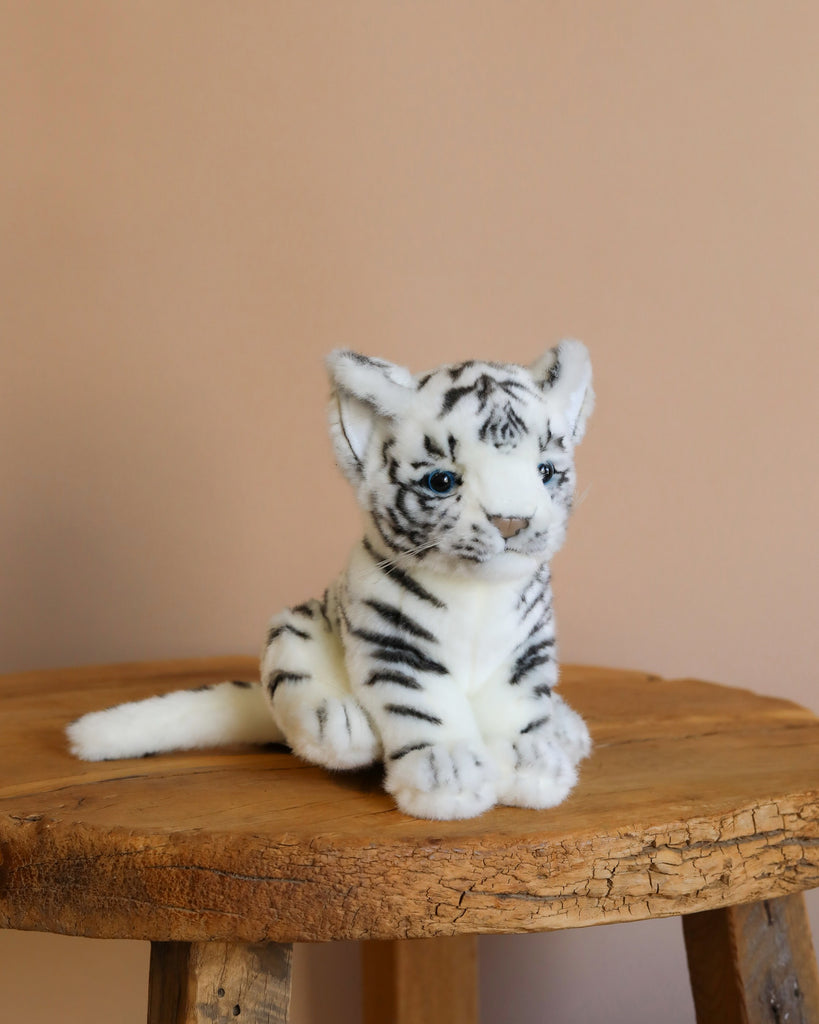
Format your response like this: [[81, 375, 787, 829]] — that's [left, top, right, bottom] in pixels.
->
[[530, 340, 594, 444], [326, 351, 415, 480]]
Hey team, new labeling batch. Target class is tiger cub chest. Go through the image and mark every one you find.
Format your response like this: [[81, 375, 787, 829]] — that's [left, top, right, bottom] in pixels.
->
[[344, 542, 543, 694], [419, 573, 535, 692]]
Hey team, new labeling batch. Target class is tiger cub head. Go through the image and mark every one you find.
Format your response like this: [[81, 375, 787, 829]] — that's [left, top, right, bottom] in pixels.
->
[[327, 342, 593, 577]]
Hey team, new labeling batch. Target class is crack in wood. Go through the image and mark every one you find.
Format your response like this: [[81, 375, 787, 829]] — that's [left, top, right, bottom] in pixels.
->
[[140, 864, 311, 886]]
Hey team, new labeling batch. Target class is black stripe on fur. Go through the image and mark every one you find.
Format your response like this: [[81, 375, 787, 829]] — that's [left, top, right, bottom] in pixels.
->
[[352, 627, 448, 675], [365, 670, 423, 690], [384, 704, 443, 725], [266, 671, 310, 696], [521, 716, 550, 734], [510, 639, 555, 685], [266, 622, 311, 645], [363, 599, 437, 642], [362, 538, 446, 609], [390, 741, 433, 761]]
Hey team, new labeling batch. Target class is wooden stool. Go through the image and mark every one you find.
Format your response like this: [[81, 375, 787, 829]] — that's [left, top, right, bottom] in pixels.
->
[[1, 658, 818, 1023]]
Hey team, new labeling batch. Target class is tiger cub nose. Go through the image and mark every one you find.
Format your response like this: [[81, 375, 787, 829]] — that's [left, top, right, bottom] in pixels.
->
[[488, 515, 530, 539]]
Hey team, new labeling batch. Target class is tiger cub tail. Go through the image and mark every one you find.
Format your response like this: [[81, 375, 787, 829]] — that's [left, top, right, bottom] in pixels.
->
[[66, 679, 283, 761]]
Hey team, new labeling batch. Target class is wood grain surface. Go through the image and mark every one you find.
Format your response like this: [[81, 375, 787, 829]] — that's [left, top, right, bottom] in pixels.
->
[[0, 658, 817, 943], [682, 893, 819, 1023], [147, 940, 293, 1024], [361, 935, 477, 1024]]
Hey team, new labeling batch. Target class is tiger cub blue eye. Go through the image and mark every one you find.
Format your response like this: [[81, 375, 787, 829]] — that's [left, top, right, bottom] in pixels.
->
[[538, 461, 555, 484], [422, 470, 458, 495]]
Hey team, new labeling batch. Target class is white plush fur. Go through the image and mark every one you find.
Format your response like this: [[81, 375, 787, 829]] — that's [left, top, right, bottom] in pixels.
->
[[68, 341, 594, 821], [66, 682, 283, 761]]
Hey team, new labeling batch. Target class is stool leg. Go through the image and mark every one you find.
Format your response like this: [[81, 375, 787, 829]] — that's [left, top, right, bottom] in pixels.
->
[[361, 935, 478, 1024], [682, 893, 819, 1024], [147, 941, 293, 1024]]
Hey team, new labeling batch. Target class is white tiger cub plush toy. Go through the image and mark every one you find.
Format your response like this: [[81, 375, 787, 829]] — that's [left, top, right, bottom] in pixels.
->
[[68, 341, 594, 820]]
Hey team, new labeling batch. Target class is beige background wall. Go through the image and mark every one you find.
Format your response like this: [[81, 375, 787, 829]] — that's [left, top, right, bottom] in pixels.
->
[[2, 3, 817, 1021]]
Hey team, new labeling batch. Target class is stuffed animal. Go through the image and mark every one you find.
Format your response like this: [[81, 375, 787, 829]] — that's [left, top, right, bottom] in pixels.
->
[[67, 342, 594, 819]]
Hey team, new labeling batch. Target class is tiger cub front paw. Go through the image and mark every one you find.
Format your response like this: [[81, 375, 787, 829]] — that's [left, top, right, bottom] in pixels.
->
[[488, 734, 578, 809], [385, 741, 497, 820], [277, 695, 381, 770]]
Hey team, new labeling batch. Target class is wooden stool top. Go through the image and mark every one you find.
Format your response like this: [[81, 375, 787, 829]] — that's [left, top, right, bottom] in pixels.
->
[[1, 658, 817, 945]]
